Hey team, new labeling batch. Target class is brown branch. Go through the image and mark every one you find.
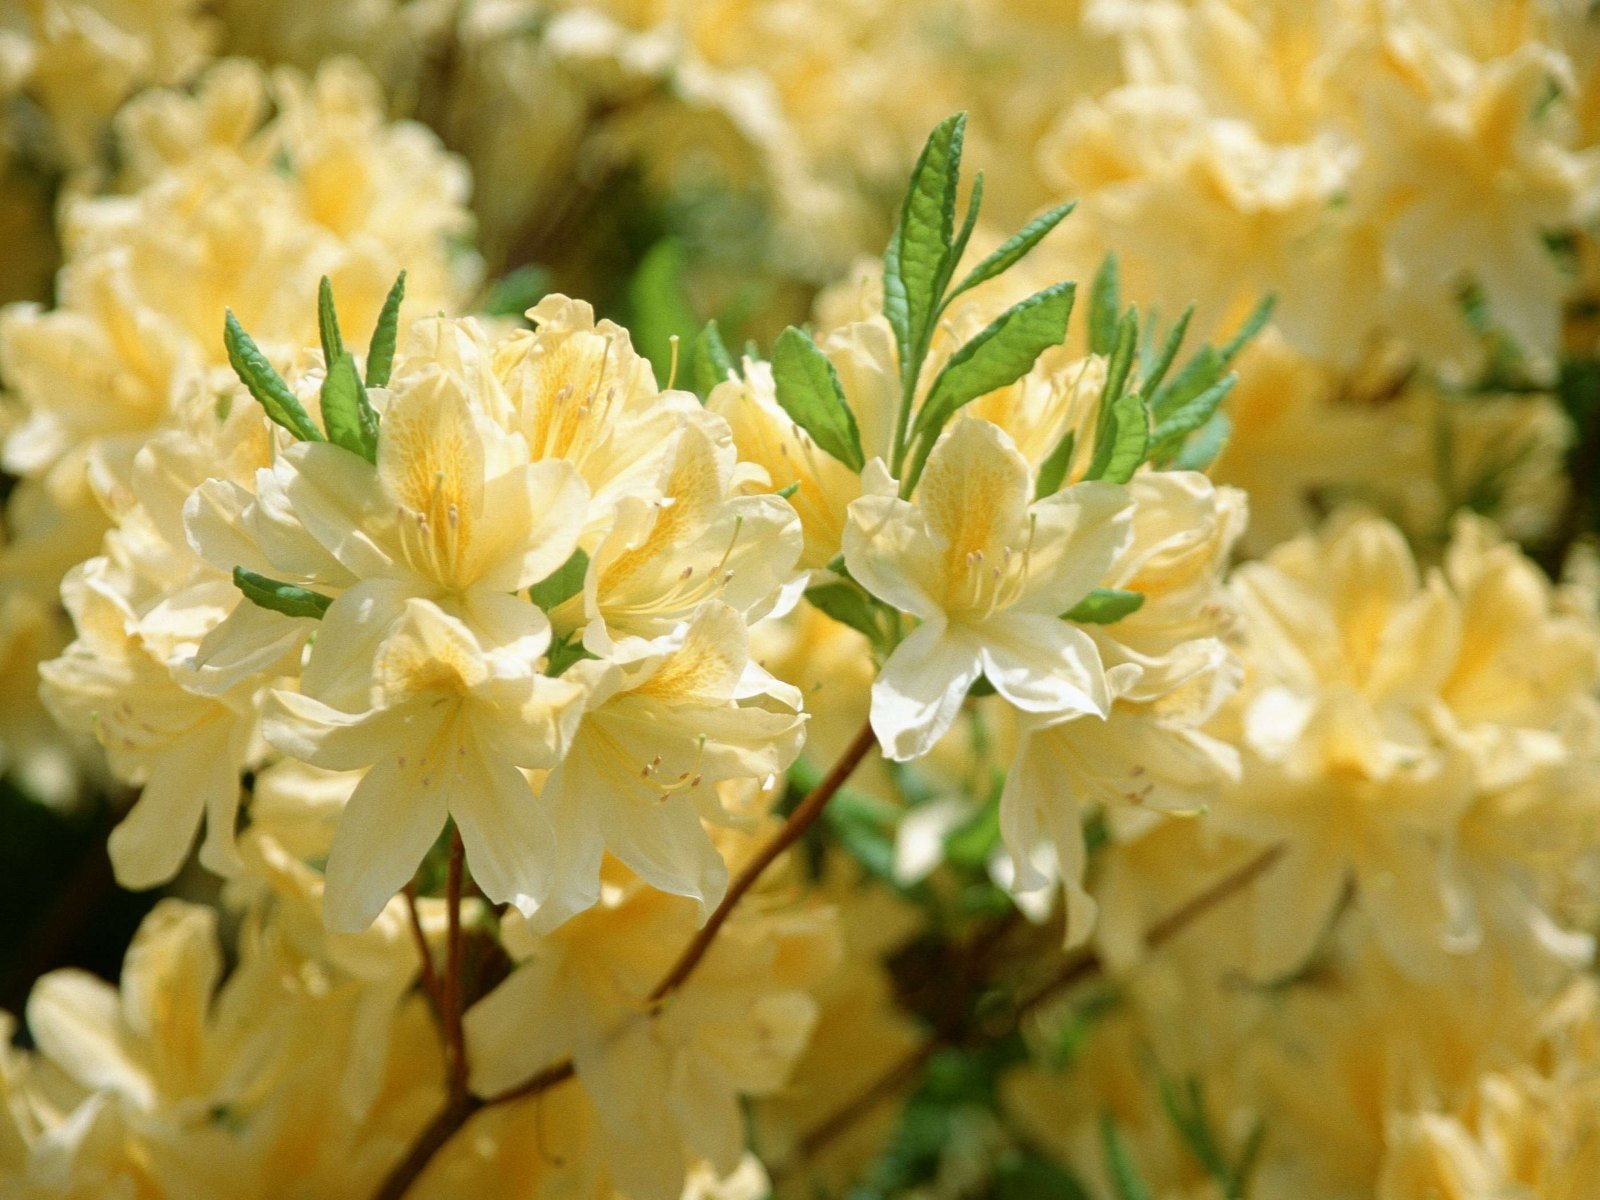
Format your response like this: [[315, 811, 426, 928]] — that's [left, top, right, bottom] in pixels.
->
[[790, 840, 1287, 1164], [442, 829, 468, 1097], [404, 882, 443, 1017], [649, 720, 879, 1003], [370, 720, 881, 1198]]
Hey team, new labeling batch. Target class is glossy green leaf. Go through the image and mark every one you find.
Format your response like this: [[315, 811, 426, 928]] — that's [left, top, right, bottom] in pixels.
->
[[319, 352, 378, 463], [224, 310, 323, 442], [1088, 253, 1120, 356], [950, 200, 1077, 299], [366, 270, 406, 389], [772, 326, 865, 472]]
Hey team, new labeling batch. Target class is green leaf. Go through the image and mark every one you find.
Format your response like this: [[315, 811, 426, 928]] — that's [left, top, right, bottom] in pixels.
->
[[528, 547, 588, 610], [1160, 1077, 1234, 1193], [628, 238, 700, 388], [805, 578, 884, 645], [947, 171, 985, 292], [1150, 375, 1237, 463], [1035, 427, 1077, 498], [366, 270, 406, 389], [1064, 587, 1145, 624], [1086, 388, 1149, 484], [1218, 293, 1276, 365], [687, 319, 736, 400], [913, 281, 1077, 446], [1174, 411, 1232, 471], [545, 632, 596, 678], [1101, 1115, 1155, 1200], [319, 352, 378, 463], [1140, 304, 1194, 399], [1149, 344, 1223, 418], [884, 113, 967, 377], [317, 276, 344, 367], [232, 566, 332, 620], [1103, 308, 1139, 407], [944, 796, 1001, 869], [1088, 253, 1120, 356], [480, 264, 551, 318], [772, 327, 865, 472], [950, 200, 1077, 299], [223, 310, 323, 442]]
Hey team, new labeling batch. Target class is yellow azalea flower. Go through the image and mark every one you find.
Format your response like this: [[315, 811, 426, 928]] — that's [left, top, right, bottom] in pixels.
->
[[495, 294, 702, 529], [534, 601, 807, 930], [264, 597, 584, 932], [560, 408, 804, 654], [844, 417, 1133, 760], [464, 870, 833, 1200]]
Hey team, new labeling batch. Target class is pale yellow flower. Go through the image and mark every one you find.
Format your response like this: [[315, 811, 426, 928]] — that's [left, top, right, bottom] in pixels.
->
[[264, 597, 584, 932], [465, 870, 834, 1200], [845, 417, 1133, 760], [535, 601, 806, 929]]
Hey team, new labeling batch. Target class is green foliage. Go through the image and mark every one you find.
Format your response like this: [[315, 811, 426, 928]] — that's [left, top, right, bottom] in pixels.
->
[[884, 113, 969, 404], [480, 264, 551, 319], [772, 326, 866, 471], [1101, 1115, 1155, 1200], [232, 566, 332, 620], [1088, 253, 1120, 356], [1035, 428, 1077, 499], [950, 201, 1077, 300], [1064, 587, 1145, 624], [366, 271, 406, 389], [529, 548, 589, 611], [804, 573, 890, 648], [628, 238, 700, 388], [1159, 1074, 1266, 1200], [319, 352, 380, 464], [905, 282, 1077, 490], [544, 632, 597, 678], [317, 275, 344, 366], [223, 311, 324, 443], [686, 319, 736, 399]]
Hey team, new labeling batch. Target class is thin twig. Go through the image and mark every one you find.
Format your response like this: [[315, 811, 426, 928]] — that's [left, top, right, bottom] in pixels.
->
[[649, 721, 879, 1003], [442, 829, 468, 1097], [404, 882, 443, 1016]]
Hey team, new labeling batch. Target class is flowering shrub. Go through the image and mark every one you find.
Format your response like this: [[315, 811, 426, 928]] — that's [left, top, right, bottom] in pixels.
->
[[2, 4, 1599, 1199]]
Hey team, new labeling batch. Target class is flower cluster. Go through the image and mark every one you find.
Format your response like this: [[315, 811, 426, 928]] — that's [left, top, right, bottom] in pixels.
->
[[0, 4, 1599, 1200]]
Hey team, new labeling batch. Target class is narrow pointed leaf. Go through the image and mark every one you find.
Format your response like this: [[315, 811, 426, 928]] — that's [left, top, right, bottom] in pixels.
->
[[884, 113, 967, 376], [1088, 253, 1120, 356], [1101, 1116, 1155, 1200], [915, 281, 1077, 440], [320, 352, 378, 462], [945, 170, 985, 296], [1173, 411, 1232, 471], [1218, 293, 1276, 365], [1086, 387, 1149, 484], [1151, 374, 1237, 463], [772, 326, 865, 471], [223, 310, 323, 442], [233, 567, 332, 620], [805, 579, 887, 647], [1139, 303, 1194, 399], [1150, 345, 1223, 417], [952, 200, 1077, 299], [688, 319, 736, 399], [1103, 308, 1139, 406], [317, 276, 344, 367], [366, 270, 406, 388], [1035, 427, 1077, 498]]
